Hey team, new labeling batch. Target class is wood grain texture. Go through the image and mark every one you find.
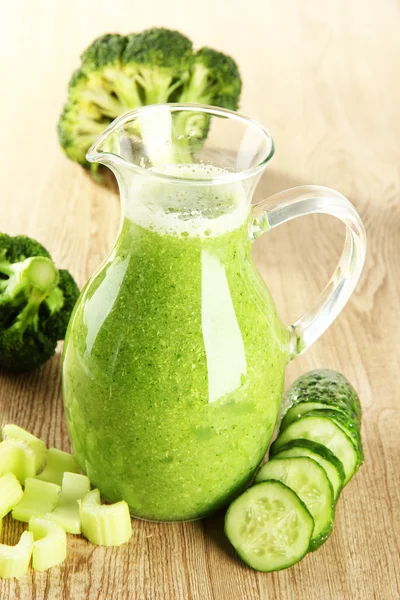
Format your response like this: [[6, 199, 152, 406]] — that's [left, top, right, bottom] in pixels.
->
[[1, 0, 399, 598]]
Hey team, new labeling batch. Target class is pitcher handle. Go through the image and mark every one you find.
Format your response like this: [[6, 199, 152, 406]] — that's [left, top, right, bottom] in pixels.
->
[[250, 185, 367, 360]]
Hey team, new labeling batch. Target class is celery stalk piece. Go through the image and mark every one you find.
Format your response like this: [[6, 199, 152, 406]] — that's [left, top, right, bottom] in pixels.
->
[[12, 478, 61, 523], [0, 440, 36, 483], [79, 489, 132, 546], [0, 473, 23, 517], [2, 424, 46, 474], [0, 531, 33, 578], [36, 448, 80, 485], [29, 515, 67, 572], [50, 472, 90, 534]]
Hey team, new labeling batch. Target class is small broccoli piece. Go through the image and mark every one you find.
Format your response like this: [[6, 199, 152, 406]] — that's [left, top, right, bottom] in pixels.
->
[[57, 28, 242, 174], [57, 98, 109, 166], [122, 28, 193, 104], [181, 47, 241, 111], [171, 48, 242, 159], [0, 234, 80, 373], [0, 234, 50, 262], [43, 270, 80, 341], [58, 34, 130, 166], [80, 33, 128, 71]]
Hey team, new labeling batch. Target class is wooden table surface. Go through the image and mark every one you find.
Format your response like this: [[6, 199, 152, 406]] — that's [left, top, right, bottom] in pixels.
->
[[1, 1, 399, 598]]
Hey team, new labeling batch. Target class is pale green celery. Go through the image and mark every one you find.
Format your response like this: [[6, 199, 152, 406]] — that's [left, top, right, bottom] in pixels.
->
[[50, 472, 90, 534], [0, 440, 36, 483], [2, 424, 46, 474], [36, 448, 80, 485], [29, 515, 67, 572], [12, 478, 61, 523], [0, 531, 33, 578], [79, 489, 132, 546], [0, 473, 23, 517]]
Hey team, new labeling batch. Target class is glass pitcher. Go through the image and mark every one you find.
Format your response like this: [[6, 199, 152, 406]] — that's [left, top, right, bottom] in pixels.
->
[[62, 104, 366, 521]]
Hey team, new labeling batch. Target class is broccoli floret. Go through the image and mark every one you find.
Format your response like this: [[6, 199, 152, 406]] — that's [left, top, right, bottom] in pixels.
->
[[81, 33, 128, 71], [57, 28, 242, 174], [122, 29, 193, 104], [57, 99, 108, 165], [0, 234, 80, 373], [58, 35, 130, 166], [181, 47, 241, 111], [171, 48, 242, 157], [0, 234, 51, 262], [43, 270, 80, 341]]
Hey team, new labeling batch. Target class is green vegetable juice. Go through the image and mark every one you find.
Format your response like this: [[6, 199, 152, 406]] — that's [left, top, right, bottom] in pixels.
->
[[63, 165, 290, 521]]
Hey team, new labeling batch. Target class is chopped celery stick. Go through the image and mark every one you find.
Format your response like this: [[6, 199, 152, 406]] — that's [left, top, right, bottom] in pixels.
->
[[50, 472, 90, 534], [79, 489, 132, 546], [0, 439, 36, 483], [29, 515, 67, 571], [12, 478, 61, 523], [0, 473, 23, 517], [0, 531, 33, 578], [2, 424, 46, 473], [36, 448, 80, 485]]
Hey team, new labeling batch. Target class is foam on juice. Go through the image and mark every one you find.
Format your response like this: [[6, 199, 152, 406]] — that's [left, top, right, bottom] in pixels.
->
[[124, 164, 249, 238]]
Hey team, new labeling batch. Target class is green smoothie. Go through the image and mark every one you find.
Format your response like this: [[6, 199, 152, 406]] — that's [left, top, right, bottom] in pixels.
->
[[63, 166, 290, 521]]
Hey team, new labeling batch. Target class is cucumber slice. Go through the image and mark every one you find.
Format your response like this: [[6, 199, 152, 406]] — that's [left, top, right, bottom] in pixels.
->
[[273, 443, 344, 501], [306, 409, 363, 460], [270, 415, 360, 484], [280, 402, 345, 432], [224, 480, 314, 572], [279, 369, 361, 426], [255, 457, 334, 550]]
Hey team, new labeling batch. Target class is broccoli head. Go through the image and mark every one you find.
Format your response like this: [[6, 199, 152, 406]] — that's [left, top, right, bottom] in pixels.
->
[[57, 28, 242, 172], [0, 234, 80, 373]]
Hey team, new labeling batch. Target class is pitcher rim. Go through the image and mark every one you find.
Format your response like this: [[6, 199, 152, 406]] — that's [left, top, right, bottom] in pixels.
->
[[86, 103, 275, 185]]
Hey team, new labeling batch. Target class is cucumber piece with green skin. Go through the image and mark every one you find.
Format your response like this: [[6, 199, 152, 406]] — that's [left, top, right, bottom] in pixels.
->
[[255, 457, 334, 550], [224, 480, 314, 572], [270, 438, 345, 485], [273, 442, 344, 501], [279, 369, 361, 427], [307, 409, 363, 461], [280, 401, 346, 432], [270, 414, 360, 484]]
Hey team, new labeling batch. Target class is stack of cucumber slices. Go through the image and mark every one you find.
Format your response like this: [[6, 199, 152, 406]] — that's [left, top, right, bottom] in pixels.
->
[[225, 369, 363, 572]]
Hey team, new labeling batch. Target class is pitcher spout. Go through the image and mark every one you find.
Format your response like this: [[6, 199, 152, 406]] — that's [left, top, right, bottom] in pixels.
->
[[86, 120, 125, 169]]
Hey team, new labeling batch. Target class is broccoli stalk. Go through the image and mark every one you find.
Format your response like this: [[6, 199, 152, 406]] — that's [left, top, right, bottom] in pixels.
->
[[44, 287, 65, 315], [0, 257, 59, 333], [0, 234, 80, 373], [134, 68, 183, 104], [57, 28, 242, 173]]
